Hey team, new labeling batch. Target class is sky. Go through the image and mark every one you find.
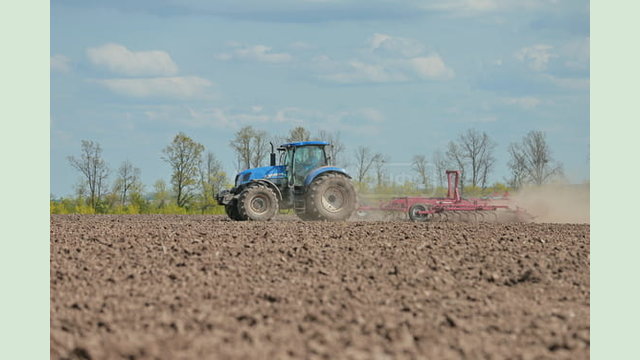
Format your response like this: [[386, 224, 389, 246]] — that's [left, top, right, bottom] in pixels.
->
[[50, 0, 589, 197]]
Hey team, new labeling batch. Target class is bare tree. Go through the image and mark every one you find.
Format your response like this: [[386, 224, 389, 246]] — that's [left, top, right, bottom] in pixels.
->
[[316, 130, 346, 167], [230, 126, 255, 171], [508, 131, 563, 187], [446, 142, 467, 188], [162, 133, 205, 207], [286, 126, 311, 142], [251, 129, 270, 168], [68, 140, 110, 209], [353, 146, 377, 184], [200, 152, 227, 206], [432, 150, 448, 189], [373, 153, 388, 188], [411, 155, 429, 190], [506, 146, 528, 189], [113, 160, 142, 206], [447, 129, 496, 189], [230, 126, 270, 170]]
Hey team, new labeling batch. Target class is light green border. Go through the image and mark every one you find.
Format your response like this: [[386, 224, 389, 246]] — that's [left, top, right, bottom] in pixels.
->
[[1, 1, 634, 358], [0, 0, 49, 358], [591, 1, 639, 359]]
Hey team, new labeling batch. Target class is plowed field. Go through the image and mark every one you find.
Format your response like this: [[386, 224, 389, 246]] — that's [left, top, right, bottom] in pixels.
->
[[51, 215, 589, 359]]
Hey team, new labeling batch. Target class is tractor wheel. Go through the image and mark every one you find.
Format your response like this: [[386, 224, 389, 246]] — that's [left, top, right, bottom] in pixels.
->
[[225, 200, 247, 221], [237, 184, 279, 221], [305, 173, 356, 221], [408, 203, 430, 222]]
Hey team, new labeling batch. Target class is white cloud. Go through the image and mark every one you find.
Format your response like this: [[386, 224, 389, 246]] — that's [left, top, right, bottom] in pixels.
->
[[87, 43, 179, 76], [214, 53, 233, 61], [561, 37, 590, 71], [216, 44, 292, 63], [545, 75, 589, 90], [358, 108, 385, 123], [51, 54, 71, 73], [289, 41, 314, 50], [181, 106, 307, 129], [320, 56, 454, 84], [323, 109, 385, 135], [410, 56, 455, 79], [322, 61, 408, 84], [503, 96, 541, 109], [515, 44, 555, 71], [440, 0, 501, 12], [95, 76, 212, 99], [319, 34, 454, 84], [148, 105, 384, 135], [425, 0, 552, 14], [369, 33, 425, 58]]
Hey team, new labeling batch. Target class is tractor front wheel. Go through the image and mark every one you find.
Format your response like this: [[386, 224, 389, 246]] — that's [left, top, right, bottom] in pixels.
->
[[225, 200, 247, 221], [304, 173, 356, 221], [237, 184, 279, 221]]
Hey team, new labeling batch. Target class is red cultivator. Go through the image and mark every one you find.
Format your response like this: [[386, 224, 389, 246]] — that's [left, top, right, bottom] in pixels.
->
[[356, 170, 532, 222]]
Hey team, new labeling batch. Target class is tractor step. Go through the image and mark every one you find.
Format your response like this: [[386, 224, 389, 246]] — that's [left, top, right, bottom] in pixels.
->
[[293, 187, 306, 211]]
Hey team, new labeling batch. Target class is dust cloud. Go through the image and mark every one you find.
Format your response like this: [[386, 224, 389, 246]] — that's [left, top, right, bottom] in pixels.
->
[[511, 183, 590, 224]]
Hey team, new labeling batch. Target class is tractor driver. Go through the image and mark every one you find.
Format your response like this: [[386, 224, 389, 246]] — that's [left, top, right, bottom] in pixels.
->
[[294, 147, 323, 184]]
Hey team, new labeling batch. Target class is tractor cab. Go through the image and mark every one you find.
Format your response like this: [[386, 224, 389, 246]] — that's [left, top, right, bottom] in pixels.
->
[[277, 141, 329, 186]]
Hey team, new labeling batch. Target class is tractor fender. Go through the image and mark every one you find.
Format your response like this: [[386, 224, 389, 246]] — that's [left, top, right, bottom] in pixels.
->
[[304, 166, 351, 187], [237, 179, 283, 200]]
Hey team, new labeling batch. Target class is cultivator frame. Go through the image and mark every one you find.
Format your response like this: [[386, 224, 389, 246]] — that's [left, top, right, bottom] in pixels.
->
[[356, 170, 532, 223]]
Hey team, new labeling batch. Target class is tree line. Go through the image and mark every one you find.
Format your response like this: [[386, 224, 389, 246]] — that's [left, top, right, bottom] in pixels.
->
[[51, 126, 563, 214], [349, 128, 562, 197]]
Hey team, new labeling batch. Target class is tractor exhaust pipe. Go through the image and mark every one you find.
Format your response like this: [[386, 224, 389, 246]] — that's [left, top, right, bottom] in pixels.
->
[[269, 142, 276, 166]]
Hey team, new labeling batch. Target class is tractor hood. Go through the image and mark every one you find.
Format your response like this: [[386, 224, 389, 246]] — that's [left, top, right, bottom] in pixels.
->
[[235, 165, 287, 186]]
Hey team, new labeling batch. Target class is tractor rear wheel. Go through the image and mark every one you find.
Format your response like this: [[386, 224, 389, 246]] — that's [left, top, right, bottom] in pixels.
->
[[408, 203, 430, 222], [303, 173, 356, 221], [237, 184, 279, 221]]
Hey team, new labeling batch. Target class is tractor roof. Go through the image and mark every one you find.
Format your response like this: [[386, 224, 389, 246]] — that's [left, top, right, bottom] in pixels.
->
[[279, 141, 329, 148]]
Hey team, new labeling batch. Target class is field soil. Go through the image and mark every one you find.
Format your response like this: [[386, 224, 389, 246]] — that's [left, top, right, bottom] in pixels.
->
[[51, 215, 589, 359]]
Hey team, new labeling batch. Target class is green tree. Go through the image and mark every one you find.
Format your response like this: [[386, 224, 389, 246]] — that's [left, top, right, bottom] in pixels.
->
[[199, 152, 227, 211], [162, 133, 205, 208], [152, 179, 170, 209]]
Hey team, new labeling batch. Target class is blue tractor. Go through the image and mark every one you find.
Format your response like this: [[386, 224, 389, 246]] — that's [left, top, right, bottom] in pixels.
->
[[216, 141, 357, 221]]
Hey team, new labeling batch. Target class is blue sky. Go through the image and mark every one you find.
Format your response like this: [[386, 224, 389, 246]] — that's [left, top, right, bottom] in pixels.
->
[[51, 0, 589, 196]]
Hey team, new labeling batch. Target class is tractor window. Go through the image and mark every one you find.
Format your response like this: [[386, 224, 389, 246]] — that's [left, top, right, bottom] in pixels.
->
[[293, 146, 327, 185], [279, 148, 290, 167]]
